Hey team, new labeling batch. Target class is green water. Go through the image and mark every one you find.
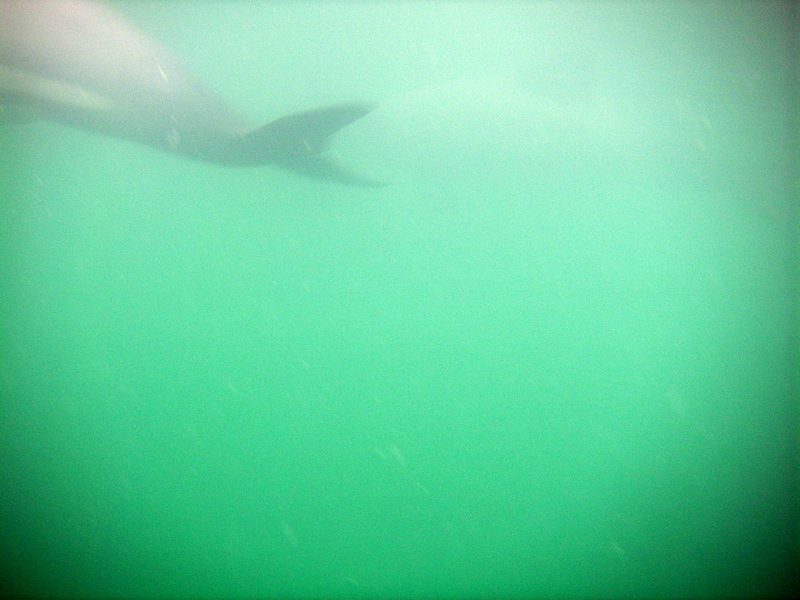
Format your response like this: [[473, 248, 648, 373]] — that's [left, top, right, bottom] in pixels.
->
[[1, 2, 797, 598]]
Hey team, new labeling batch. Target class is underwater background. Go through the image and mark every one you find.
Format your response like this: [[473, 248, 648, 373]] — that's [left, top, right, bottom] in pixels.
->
[[1, 1, 797, 597]]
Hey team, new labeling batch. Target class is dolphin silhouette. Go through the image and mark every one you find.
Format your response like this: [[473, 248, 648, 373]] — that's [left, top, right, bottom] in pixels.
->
[[0, 0, 381, 186]]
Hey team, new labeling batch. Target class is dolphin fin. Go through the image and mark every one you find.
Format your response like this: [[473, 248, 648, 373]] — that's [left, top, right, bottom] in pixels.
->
[[241, 102, 386, 187]]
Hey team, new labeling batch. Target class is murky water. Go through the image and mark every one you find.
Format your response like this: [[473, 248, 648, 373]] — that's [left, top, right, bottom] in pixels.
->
[[1, 2, 796, 597]]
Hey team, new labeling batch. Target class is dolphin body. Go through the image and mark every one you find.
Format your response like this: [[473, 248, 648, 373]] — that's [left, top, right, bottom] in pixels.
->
[[0, 0, 380, 186]]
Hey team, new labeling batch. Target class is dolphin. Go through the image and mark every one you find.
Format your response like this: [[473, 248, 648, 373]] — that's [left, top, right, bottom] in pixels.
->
[[0, 0, 381, 186]]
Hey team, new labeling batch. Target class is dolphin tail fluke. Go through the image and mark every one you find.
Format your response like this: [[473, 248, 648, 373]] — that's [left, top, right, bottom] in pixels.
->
[[241, 102, 385, 187]]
